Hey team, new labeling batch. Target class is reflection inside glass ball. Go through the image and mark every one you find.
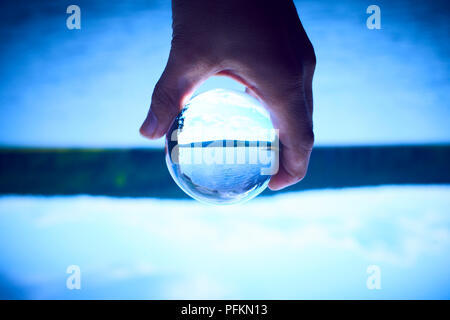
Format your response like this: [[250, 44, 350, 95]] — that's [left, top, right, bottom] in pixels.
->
[[165, 89, 278, 205]]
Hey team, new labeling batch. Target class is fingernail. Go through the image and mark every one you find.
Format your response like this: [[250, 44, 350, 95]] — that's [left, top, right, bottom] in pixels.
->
[[140, 111, 158, 138]]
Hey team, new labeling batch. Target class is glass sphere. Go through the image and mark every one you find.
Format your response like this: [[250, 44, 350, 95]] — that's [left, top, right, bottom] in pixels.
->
[[165, 89, 278, 205]]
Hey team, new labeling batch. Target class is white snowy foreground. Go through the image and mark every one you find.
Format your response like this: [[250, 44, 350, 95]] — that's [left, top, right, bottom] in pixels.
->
[[0, 185, 449, 299]]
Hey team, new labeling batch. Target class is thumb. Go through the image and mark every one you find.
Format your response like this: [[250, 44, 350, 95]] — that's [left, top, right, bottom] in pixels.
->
[[140, 53, 212, 139]]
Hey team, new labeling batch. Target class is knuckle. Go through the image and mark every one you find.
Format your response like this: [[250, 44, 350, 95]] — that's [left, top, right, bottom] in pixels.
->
[[296, 36, 316, 67], [287, 165, 307, 183], [283, 139, 313, 183], [297, 170, 307, 181], [304, 43, 316, 67], [169, 41, 218, 73], [171, 39, 198, 62], [151, 81, 177, 116], [171, 34, 218, 66], [303, 129, 315, 150]]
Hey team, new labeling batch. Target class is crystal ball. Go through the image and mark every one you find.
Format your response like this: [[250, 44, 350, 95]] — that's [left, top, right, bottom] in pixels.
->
[[165, 89, 278, 205]]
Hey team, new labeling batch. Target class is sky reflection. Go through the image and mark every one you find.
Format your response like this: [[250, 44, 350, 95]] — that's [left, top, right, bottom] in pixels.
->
[[0, 185, 449, 299]]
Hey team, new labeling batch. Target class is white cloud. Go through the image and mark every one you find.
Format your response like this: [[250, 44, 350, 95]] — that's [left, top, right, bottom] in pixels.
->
[[0, 185, 449, 298]]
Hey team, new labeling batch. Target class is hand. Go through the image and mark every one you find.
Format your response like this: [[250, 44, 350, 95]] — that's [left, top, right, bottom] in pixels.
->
[[140, 0, 316, 190]]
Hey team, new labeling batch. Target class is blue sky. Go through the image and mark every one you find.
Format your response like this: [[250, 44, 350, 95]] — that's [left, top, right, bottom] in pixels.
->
[[0, 0, 448, 147]]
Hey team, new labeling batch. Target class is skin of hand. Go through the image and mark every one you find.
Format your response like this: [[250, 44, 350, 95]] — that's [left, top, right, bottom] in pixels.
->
[[140, 0, 316, 190]]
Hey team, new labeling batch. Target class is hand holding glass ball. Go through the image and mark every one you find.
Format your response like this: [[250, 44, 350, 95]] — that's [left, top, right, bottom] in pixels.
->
[[140, 0, 315, 201]]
